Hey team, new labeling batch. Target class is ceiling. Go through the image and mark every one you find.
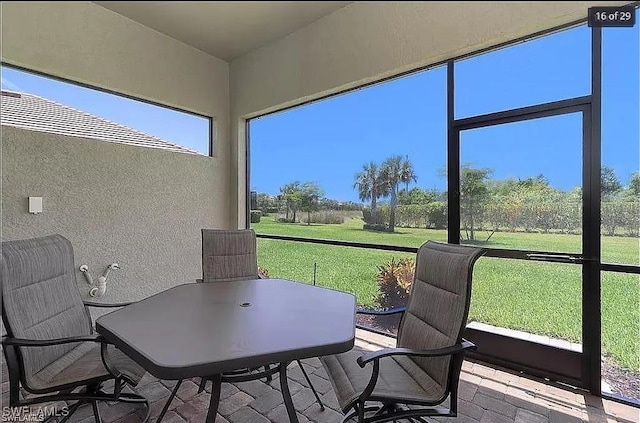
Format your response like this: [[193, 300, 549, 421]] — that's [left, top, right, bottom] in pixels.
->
[[94, 1, 352, 61]]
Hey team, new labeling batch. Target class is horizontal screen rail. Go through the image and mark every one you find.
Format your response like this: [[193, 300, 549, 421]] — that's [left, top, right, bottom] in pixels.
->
[[601, 262, 640, 274], [256, 235, 639, 274], [256, 233, 418, 253]]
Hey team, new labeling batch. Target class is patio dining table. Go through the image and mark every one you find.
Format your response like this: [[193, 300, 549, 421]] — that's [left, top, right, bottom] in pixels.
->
[[95, 278, 357, 423]]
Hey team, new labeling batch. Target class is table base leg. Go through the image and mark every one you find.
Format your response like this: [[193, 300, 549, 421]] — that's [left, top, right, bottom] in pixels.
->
[[206, 374, 223, 423], [157, 379, 183, 423], [279, 362, 300, 423], [297, 359, 324, 411]]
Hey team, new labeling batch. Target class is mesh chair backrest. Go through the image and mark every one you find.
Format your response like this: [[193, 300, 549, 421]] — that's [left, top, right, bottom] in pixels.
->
[[1, 234, 92, 388], [201, 229, 259, 282], [397, 241, 483, 396]]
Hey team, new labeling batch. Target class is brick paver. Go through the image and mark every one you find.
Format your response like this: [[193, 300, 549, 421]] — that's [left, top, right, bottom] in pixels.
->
[[514, 409, 548, 423], [2, 329, 638, 423]]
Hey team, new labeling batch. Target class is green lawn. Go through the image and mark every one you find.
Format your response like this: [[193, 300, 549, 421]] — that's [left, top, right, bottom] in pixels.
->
[[255, 216, 639, 265], [254, 216, 640, 372]]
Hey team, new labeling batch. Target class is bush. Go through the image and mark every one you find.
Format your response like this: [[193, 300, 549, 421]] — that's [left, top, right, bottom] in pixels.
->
[[362, 205, 390, 225], [302, 210, 345, 224], [362, 208, 373, 224], [277, 216, 296, 223], [376, 257, 415, 310], [622, 201, 640, 236], [250, 210, 262, 223], [427, 202, 448, 229], [395, 202, 448, 229], [258, 266, 270, 278]]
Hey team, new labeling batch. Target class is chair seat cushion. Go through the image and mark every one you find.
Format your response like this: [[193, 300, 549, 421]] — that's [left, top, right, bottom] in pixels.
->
[[30, 341, 145, 391], [320, 349, 446, 412]]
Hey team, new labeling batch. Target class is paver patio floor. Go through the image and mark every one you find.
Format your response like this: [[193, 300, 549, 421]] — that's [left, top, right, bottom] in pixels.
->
[[2, 329, 638, 423]]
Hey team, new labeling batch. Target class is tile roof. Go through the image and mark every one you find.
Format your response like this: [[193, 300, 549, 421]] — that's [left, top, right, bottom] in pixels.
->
[[0, 90, 203, 155]]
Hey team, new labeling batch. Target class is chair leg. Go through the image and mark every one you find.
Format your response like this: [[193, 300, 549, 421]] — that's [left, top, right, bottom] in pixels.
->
[[358, 402, 365, 423], [198, 378, 207, 393], [56, 400, 86, 423], [12, 385, 146, 423], [264, 365, 273, 382], [86, 383, 103, 423], [91, 400, 102, 423], [296, 359, 324, 411]]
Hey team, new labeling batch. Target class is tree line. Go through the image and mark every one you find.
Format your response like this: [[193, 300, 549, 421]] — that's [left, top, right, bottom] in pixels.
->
[[254, 157, 639, 238], [255, 182, 362, 225], [455, 165, 640, 239], [360, 163, 639, 239]]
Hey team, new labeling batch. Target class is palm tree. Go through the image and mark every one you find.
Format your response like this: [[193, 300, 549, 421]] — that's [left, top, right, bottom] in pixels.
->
[[354, 162, 385, 223], [402, 155, 413, 192], [381, 155, 417, 232]]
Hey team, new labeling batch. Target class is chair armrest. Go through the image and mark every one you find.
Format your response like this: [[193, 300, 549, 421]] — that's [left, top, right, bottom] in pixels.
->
[[356, 339, 476, 368], [2, 334, 106, 347], [356, 306, 406, 316], [84, 301, 136, 308]]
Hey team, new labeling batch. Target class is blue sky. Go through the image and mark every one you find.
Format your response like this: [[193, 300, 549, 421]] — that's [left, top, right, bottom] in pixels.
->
[[2, 17, 638, 203], [250, 22, 638, 202]]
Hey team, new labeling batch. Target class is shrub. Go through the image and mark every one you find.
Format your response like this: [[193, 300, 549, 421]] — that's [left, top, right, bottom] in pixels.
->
[[302, 210, 345, 224], [395, 202, 448, 229], [376, 257, 415, 310], [362, 205, 390, 225], [277, 216, 296, 223], [258, 266, 270, 278], [250, 210, 262, 223], [427, 201, 448, 229], [362, 208, 373, 224], [622, 201, 640, 236]]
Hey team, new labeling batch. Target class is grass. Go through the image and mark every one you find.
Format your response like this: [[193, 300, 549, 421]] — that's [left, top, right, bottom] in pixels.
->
[[254, 215, 640, 372], [255, 216, 639, 265]]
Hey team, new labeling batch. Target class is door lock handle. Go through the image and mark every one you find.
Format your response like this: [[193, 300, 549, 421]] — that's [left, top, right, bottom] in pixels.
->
[[526, 253, 583, 264]]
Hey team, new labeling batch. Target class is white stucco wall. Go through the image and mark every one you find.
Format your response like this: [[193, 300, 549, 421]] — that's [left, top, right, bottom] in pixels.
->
[[2, 127, 222, 303], [229, 1, 627, 226], [1, 1, 228, 119]]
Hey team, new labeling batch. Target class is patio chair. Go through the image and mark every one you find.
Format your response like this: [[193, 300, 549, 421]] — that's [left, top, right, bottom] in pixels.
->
[[200, 228, 322, 405], [200, 228, 262, 282], [1, 234, 148, 423], [320, 241, 484, 423]]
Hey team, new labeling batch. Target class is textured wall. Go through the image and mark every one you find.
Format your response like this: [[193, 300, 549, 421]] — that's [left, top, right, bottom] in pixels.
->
[[2, 127, 223, 304], [1, 2, 233, 228]]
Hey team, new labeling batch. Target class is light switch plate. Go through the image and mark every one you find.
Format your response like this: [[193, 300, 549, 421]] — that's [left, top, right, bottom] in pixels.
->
[[29, 197, 43, 214]]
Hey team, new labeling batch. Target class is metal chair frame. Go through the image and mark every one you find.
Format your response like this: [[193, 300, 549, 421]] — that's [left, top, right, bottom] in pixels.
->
[[2, 301, 150, 423]]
